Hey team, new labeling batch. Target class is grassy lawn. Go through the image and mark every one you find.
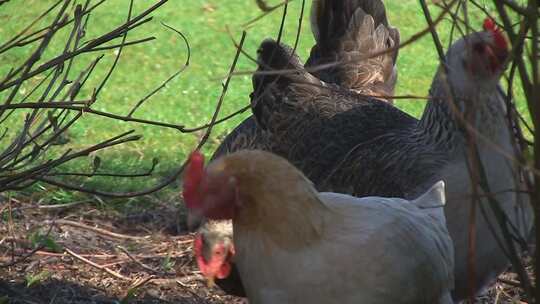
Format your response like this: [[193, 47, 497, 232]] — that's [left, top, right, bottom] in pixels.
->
[[0, 0, 527, 205]]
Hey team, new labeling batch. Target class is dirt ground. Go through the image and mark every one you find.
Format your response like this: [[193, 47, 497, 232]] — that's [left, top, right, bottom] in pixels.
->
[[0, 197, 531, 303]]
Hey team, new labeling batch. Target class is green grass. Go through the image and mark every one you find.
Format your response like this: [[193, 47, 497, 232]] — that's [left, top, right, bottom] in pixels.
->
[[0, 0, 528, 204]]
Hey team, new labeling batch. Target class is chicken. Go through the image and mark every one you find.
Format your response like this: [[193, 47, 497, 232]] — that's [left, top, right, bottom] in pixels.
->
[[184, 149, 454, 304], [193, 18, 532, 301]]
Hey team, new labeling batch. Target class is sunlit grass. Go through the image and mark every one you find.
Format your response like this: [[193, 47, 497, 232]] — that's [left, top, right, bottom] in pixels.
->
[[0, 0, 527, 205]]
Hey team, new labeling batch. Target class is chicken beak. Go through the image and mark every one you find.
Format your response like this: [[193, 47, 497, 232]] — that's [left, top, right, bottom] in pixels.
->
[[206, 276, 215, 288]]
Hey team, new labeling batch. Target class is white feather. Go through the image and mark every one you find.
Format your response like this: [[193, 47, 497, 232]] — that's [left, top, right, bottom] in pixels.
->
[[234, 186, 454, 304]]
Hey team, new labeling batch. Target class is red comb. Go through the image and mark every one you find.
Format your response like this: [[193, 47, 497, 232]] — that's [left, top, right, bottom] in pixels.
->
[[483, 18, 507, 51], [183, 150, 205, 209], [482, 18, 496, 31]]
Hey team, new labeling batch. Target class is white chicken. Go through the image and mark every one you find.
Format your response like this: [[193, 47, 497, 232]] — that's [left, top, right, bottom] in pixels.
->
[[184, 149, 454, 304]]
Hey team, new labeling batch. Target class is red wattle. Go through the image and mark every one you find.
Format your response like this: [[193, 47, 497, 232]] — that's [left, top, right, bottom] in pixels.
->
[[216, 261, 232, 279], [194, 235, 232, 279]]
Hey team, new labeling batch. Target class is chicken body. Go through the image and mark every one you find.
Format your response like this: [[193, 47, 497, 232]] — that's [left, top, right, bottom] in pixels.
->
[[236, 192, 454, 304], [416, 59, 530, 296], [184, 150, 454, 304]]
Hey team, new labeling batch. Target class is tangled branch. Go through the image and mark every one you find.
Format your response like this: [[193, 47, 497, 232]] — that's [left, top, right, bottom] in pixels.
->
[[0, 0, 231, 197]]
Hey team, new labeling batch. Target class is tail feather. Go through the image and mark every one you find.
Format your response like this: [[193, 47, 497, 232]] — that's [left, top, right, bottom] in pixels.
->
[[411, 181, 447, 225], [307, 0, 399, 98]]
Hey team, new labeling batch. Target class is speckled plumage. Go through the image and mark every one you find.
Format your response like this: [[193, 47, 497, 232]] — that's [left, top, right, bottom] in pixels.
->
[[308, 0, 399, 96]]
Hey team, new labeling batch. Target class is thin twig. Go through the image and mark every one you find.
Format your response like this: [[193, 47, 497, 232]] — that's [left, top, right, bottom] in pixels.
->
[[35, 199, 93, 210], [0, 102, 186, 131], [0, 1, 169, 92], [176, 274, 204, 286], [243, 0, 290, 28], [129, 275, 155, 290], [47, 219, 150, 241], [196, 31, 247, 149], [94, 0, 134, 97], [127, 22, 191, 117], [65, 247, 130, 281]]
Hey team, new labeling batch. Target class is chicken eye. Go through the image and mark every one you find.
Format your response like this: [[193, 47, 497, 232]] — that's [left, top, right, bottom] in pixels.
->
[[473, 43, 485, 54]]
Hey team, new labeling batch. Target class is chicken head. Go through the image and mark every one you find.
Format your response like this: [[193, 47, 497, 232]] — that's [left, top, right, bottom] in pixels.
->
[[444, 18, 509, 93], [468, 18, 508, 76], [194, 233, 235, 286]]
